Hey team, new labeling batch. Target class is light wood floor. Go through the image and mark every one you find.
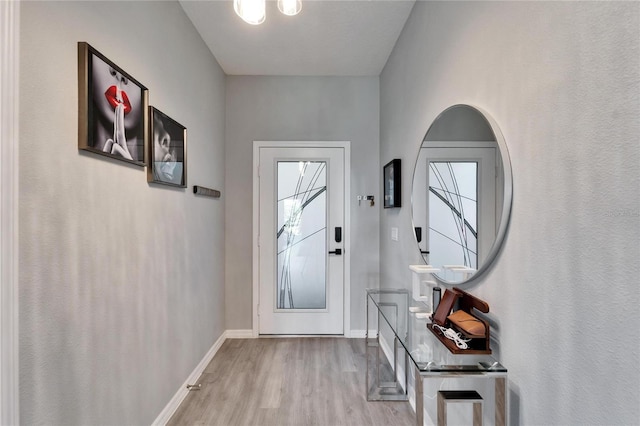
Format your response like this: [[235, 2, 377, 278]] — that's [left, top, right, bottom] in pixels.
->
[[168, 338, 415, 426]]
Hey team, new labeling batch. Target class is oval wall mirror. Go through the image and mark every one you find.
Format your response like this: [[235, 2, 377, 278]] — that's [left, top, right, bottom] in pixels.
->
[[411, 105, 513, 285]]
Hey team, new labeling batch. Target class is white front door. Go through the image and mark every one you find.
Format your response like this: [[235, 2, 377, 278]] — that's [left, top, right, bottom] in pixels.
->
[[255, 144, 346, 335]]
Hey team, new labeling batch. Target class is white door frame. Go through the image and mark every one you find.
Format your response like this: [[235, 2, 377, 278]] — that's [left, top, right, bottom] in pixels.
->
[[1, 0, 20, 423], [252, 141, 351, 337]]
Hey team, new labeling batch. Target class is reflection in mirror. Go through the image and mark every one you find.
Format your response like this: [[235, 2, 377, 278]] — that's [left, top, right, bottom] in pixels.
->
[[429, 161, 478, 271], [411, 105, 512, 285]]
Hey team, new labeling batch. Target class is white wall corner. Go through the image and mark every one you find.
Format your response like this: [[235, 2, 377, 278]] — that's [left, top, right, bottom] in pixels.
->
[[225, 329, 255, 339]]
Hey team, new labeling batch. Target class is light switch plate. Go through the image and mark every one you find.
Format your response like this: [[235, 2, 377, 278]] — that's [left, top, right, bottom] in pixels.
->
[[391, 227, 399, 241]]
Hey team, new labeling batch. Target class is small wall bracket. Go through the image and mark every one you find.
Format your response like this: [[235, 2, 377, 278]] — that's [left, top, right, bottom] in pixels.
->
[[357, 195, 375, 206]]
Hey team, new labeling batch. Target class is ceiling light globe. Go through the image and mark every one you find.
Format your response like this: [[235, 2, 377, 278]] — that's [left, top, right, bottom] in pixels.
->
[[234, 0, 266, 25], [278, 0, 302, 16]]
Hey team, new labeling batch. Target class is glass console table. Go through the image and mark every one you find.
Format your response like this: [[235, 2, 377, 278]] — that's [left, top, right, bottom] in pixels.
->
[[366, 288, 507, 426]]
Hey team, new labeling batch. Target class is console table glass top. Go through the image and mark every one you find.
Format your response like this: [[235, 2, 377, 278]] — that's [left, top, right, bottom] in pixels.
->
[[366, 288, 506, 373]]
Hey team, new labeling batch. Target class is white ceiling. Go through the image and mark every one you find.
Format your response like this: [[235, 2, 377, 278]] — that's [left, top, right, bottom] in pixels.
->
[[179, 0, 415, 76]]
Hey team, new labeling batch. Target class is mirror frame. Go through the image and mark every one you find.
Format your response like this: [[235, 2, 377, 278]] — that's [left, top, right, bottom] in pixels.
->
[[411, 104, 513, 286]]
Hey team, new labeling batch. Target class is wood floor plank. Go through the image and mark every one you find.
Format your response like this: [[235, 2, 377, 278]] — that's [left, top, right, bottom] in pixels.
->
[[258, 340, 285, 409], [168, 338, 415, 426]]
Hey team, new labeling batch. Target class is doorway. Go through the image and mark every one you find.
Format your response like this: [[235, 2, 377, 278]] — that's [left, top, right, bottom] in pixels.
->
[[253, 142, 350, 335]]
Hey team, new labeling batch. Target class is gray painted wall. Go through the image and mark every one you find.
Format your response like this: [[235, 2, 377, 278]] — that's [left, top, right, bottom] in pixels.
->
[[19, 1, 226, 424], [225, 76, 380, 333], [380, 1, 639, 425]]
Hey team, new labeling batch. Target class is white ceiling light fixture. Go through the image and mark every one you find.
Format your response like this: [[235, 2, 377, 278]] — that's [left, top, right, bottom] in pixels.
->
[[277, 0, 302, 16], [234, 0, 266, 25], [234, 0, 301, 25]]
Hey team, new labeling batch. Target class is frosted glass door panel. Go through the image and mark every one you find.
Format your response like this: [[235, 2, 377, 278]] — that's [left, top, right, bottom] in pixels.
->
[[257, 144, 345, 335], [429, 162, 477, 272], [277, 161, 327, 309]]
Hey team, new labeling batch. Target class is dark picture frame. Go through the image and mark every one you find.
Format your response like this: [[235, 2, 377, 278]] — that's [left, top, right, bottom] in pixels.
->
[[383, 159, 401, 208], [148, 107, 187, 188], [78, 42, 148, 166]]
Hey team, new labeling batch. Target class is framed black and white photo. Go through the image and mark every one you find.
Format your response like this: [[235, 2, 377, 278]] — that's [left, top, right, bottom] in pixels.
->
[[78, 42, 148, 166], [383, 159, 401, 208], [148, 107, 187, 188]]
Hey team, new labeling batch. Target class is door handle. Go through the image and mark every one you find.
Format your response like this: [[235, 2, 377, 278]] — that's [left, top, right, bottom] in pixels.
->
[[328, 248, 342, 255]]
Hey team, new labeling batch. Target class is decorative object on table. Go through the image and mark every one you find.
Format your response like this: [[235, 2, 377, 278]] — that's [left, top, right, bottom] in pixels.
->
[[448, 309, 486, 338], [428, 287, 492, 354], [409, 264, 440, 316], [431, 288, 461, 326], [432, 323, 472, 350], [383, 158, 401, 208], [432, 287, 441, 312], [148, 107, 187, 188], [78, 42, 148, 166]]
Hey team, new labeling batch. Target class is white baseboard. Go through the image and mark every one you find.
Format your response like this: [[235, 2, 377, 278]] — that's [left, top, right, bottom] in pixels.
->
[[349, 329, 379, 338], [152, 332, 227, 426], [349, 329, 366, 338], [225, 329, 254, 339]]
